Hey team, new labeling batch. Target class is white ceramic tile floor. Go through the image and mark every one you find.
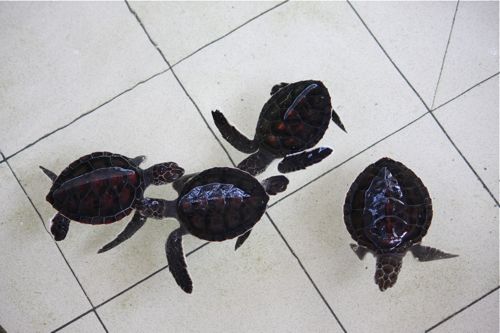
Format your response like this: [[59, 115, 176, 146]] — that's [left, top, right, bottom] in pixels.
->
[[0, 2, 498, 333]]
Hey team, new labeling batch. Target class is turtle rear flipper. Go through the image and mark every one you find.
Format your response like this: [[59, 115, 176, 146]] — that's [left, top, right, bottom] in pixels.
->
[[270, 82, 289, 95], [278, 147, 332, 173], [173, 173, 199, 194], [98, 211, 147, 253], [50, 213, 70, 241], [40, 166, 57, 182], [212, 110, 259, 154], [237, 149, 275, 176], [410, 244, 458, 261], [235, 229, 252, 251], [375, 254, 403, 291], [331, 108, 346, 133], [130, 155, 146, 166], [166, 228, 192, 294]]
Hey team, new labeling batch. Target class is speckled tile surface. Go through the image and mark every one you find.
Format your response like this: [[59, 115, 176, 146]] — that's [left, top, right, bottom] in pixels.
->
[[0, 1, 498, 332]]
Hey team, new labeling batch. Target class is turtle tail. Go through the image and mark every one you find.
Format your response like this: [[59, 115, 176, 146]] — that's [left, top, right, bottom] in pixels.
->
[[237, 150, 275, 176], [375, 254, 403, 291]]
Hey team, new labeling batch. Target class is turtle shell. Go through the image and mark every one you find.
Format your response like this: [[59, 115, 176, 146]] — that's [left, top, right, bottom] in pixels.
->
[[46, 152, 144, 224], [177, 167, 268, 241], [343, 158, 432, 254], [255, 80, 332, 157]]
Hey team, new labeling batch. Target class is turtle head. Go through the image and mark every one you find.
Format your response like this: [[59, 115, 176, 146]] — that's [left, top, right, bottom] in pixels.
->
[[147, 162, 184, 185]]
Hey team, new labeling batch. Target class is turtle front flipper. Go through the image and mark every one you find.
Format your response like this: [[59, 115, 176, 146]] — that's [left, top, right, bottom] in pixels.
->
[[166, 228, 193, 293], [331, 108, 346, 133], [237, 149, 275, 176], [270, 82, 289, 95], [39, 166, 58, 182], [277, 147, 332, 173], [350, 244, 370, 260], [261, 175, 289, 195], [375, 254, 403, 291], [98, 211, 147, 253], [235, 229, 252, 251], [211, 110, 259, 154], [50, 213, 70, 241], [410, 244, 458, 261]]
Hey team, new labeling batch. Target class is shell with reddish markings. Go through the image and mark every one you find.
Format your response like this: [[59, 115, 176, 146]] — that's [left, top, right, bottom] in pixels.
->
[[46, 152, 144, 225], [255, 80, 333, 157], [177, 167, 269, 241]]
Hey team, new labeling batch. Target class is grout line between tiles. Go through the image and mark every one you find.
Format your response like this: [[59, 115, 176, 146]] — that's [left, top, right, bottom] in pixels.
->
[[4, 1, 289, 164], [425, 286, 500, 332], [428, 111, 499, 206], [268, 111, 430, 208], [266, 212, 348, 332], [432, 72, 500, 112], [2, 153, 109, 333], [51, 241, 210, 333], [50, 309, 94, 333], [348, 0, 499, 207], [170, 1, 289, 68], [124, 0, 237, 167], [430, 0, 460, 110], [4, 69, 169, 162], [347, 0, 431, 111]]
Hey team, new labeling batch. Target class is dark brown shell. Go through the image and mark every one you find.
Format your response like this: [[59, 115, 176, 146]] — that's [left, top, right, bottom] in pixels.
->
[[46, 152, 144, 224], [177, 167, 268, 241], [255, 80, 332, 157], [343, 158, 432, 254]]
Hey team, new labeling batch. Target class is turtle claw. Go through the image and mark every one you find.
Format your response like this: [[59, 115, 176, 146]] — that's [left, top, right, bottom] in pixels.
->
[[40, 166, 58, 182]]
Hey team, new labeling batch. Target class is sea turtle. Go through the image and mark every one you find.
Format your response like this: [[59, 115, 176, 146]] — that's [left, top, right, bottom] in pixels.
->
[[212, 80, 346, 176], [99, 167, 289, 293], [40, 151, 184, 244], [343, 157, 458, 291]]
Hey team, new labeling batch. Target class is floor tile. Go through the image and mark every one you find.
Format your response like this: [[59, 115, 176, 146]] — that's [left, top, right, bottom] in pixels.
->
[[0, 2, 166, 157], [351, 1, 458, 108], [174, 1, 427, 204], [129, 1, 280, 65], [433, 75, 498, 202], [430, 289, 499, 333], [0, 164, 90, 332], [434, 1, 499, 107], [98, 216, 343, 332], [58, 312, 105, 333], [268, 115, 498, 333], [7, 72, 232, 305]]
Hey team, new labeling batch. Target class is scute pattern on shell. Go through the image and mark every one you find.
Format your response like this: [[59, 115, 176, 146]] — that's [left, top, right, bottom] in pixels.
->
[[344, 158, 432, 254], [47, 152, 143, 224], [177, 168, 268, 241], [255, 80, 332, 156]]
